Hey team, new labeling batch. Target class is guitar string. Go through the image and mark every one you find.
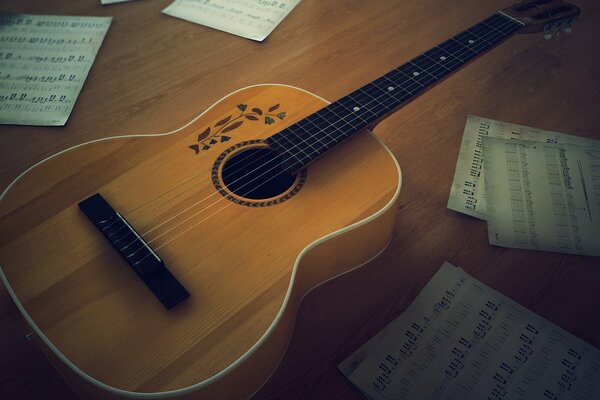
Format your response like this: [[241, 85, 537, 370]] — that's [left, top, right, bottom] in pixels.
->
[[107, 13, 515, 233], [120, 17, 517, 261], [117, 115, 310, 229], [129, 147, 281, 237], [99, 147, 271, 237], [124, 144, 275, 224], [124, 17, 517, 261], [128, 14, 513, 234]]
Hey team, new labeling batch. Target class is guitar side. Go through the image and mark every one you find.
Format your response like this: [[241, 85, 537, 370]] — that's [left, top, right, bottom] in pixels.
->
[[0, 84, 401, 399]]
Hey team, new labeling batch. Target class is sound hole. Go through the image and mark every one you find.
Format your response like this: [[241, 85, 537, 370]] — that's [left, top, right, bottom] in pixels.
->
[[221, 147, 297, 200]]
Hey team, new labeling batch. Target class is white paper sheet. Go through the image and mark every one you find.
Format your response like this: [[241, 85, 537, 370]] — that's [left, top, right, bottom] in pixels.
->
[[483, 137, 600, 256], [162, 0, 300, 41], [447, 115, 599, 220], [340, 262, 600, 400], [0, 12, 111, 126]]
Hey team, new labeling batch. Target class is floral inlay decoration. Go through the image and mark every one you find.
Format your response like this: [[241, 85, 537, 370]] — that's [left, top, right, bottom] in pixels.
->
[[189, 103, 286, 155]]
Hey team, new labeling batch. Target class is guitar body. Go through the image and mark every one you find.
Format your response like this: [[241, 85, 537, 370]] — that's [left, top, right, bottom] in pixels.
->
[[0, 84, 401, 399]]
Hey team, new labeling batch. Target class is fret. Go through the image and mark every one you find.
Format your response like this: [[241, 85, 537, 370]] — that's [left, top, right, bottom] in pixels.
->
[[295, 119, 333, 148], [484, 13, 523, 35], [284, 124, 323, 158], [318, 121, 354, 143], [396, 56, 438, 86], [327, 101, 368, 126], [373, 75, 414, 103], [304, 112, 333, 130], [295, 119, 331, 152], [469, 20, 507, 41], [409, 55, 443, 78], [346, 88, 385, 116], [352, 85, 395, 117], [305, 110, 362, 147], [399, 62, 438, 87], [454, 29, 495, 54], [268, 12, 524, 173], [410, 54, 452, 81], [360, 83, 393, 106], [442, 38, 479, 63], [286, 124, 329, 157], [347, 92, 385, 119], [387, 68, 426, 94], [302, 114, 343, 150], [296, 119, 331, 154], [337, 94, 379, 122], [276, 128, 315, 159], [424, 47, 464, 71], [317, 106, 361, 131], [311, 108, 358, 144], [267, 133, 310, 165]]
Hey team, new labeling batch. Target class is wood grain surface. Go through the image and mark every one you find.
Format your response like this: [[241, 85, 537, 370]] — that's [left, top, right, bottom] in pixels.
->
[[1, 0, 599, 399]]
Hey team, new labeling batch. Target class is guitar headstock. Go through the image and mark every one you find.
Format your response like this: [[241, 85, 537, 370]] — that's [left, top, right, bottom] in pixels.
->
[[501, 0, 580, 34]]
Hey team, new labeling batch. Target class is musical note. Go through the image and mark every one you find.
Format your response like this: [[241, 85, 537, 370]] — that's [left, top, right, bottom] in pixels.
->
[[483, 137, 600, 256], [0, 12, 111, 126], [162, 0, 301, 42], [339, 262, 600, 400], [447, 115, 600, 220]]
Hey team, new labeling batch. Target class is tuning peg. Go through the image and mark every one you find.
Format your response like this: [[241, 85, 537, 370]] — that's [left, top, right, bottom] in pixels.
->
[[544, 24, 564, 40], [563, 26, 573, 34], [543, 24, 556, 40]]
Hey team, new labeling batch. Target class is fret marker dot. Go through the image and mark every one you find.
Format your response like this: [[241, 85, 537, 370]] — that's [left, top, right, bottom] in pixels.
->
[[353, 106, 360, 112], [387, 86, 395, 91], [468, 39, 475, 44], [413, 71, 420, 76], [440, 56, 447, 61]]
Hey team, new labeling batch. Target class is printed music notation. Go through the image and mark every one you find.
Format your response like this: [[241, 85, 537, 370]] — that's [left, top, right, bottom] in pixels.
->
[[483, 137, 600, 256], [0, 12, 111, 126], [447, 115, 599, 220], [339, 262, 600, 400], [162, 0, 301, 41]]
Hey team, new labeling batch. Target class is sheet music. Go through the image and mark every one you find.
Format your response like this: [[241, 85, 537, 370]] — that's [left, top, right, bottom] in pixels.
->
[[483, 137, 600, 256], [162, 0, 300, 41], [0, 12, 111, 126], [340, 262, 600, 400], [447, 115, 599, 220]]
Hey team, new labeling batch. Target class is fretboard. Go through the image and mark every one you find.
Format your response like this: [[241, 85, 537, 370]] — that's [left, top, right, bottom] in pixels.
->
[[266, 12, 524, 173]]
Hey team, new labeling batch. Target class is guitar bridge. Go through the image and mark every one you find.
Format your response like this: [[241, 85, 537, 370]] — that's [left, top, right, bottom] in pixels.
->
[[78, 193, 189, 309]]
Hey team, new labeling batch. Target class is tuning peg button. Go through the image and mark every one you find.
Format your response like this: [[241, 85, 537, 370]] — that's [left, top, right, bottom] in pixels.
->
[[564, 27, 573, 34], [544, 32, 552, 40]]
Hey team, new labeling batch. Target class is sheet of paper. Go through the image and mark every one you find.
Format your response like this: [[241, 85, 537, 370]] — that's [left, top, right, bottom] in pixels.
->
[[162, 0, 300, 41], [447, 115, 599, 220], [0, 12, 111, 126], [483, 137, 600, 256], [340, 262, 600, 400]]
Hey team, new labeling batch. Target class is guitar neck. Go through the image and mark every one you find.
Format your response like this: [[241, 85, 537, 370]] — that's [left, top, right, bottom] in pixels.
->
[[267, 12, 525, 173]]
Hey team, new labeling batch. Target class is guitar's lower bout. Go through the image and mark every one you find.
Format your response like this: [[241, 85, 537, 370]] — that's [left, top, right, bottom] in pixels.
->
[[0, 84, 402, 399]]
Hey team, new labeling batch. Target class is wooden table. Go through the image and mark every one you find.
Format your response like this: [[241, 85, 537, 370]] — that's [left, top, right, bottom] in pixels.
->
[[1, 0, 598, 399]]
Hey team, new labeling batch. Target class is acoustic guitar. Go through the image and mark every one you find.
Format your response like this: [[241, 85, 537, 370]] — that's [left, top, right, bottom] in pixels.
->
[[0, 1, 580, 399]]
